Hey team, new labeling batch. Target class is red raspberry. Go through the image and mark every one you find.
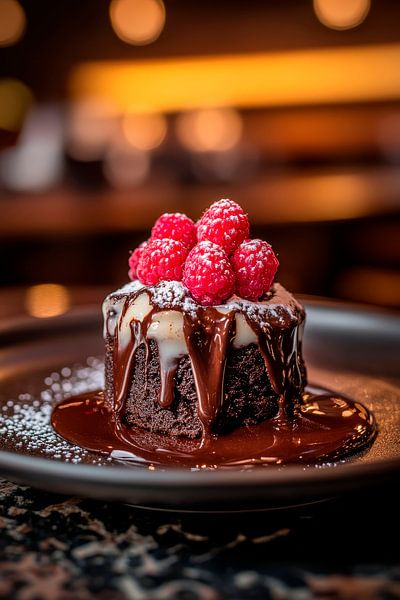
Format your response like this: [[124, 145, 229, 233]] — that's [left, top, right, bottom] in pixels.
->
[[231, 239, 279, 301], [183, 241, 235, 306], [128, 241, 148, 280], [151, 212, 196, 249], [137, 238, 189, 286], [197, 199, 250, 255]]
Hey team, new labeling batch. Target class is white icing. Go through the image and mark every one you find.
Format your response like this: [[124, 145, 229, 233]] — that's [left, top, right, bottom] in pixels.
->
[[216, 306, 231, 315], [102, 280, 145, 339], [147, 310, 188, 359], [147, 311, 188, 406], [233, 313, 258, 348], [102, 297, 124, 339], [118, 292, 152, 351]]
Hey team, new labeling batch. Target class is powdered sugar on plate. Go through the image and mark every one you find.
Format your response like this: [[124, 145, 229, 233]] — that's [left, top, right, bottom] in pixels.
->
[[0, 357, 108, 465]]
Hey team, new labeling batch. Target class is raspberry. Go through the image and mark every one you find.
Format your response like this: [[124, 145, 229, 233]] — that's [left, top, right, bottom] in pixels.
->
[[128, 241, 148, 280], [197, 199, 249, 255], [151, 212, 196, 249], [231, 239, 279, 301], [183, 241, 235, 306], [137, 238, 189, 286]]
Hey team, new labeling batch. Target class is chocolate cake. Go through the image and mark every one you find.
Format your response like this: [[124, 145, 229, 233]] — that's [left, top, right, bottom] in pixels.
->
[[103, 280, 306, 438]]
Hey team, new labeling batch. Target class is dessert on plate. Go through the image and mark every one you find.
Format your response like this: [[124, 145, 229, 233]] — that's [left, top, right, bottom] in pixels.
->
[[52, 199, 376, 467]]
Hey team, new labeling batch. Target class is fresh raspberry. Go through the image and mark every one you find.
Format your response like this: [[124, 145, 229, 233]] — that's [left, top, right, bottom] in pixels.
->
[[128, 241, 148, 280], [137, 238, 189, 285], [151, 212, 196, 249], [231, 239, 279, 301], [183, 241, 235, 306], [196, 199, 250, 255]]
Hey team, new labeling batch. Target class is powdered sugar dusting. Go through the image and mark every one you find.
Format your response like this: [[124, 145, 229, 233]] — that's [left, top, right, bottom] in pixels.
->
[[149, 281, 199, 316], [0, 357, 108, 465], [221, 284, 303, 329], [106, 280, 302, 329]]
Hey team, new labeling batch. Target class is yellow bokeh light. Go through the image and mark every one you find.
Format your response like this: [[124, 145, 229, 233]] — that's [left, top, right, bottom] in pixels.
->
[[70, 43, 400, 113], [0, 0, 26, 47], [176, 108, 242, 153], [25, 284, 70, 319], [0, 79, 33, 131], [314, 0, 370, 30], [109, 0, 165, 46], [122, 111, 167, 150]]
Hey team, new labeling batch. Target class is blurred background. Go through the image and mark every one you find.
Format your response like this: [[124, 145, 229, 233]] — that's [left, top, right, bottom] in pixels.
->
[[1, 0, 400, 319]]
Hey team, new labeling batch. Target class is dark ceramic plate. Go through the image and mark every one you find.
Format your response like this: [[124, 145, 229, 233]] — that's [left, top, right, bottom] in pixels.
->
[[0, 301, 399, 511]]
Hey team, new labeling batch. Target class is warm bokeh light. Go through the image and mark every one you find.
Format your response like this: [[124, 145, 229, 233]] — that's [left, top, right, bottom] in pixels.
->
[[70, 44, 400, 113], [314, 0, 370, 30], [176, 108, 242, 153], [0, 79, 33, 131], [247, 171, 379, 224], [0, 0, 26, 47], [103, 141, 150, 188], [25, 284, 70, 319], [122, 111, 167, 150], [66, 98, 119, 161], [109, 0, 165, 45]]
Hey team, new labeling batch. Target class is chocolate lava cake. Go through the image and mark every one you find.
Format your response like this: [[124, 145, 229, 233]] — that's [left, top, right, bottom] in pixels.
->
[[103, 281, 306, 438], [102, 200, 307, 439]]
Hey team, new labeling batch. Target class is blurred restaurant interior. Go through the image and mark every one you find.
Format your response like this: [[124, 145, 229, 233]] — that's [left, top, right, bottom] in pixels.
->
[[0, 0, 400, 319]]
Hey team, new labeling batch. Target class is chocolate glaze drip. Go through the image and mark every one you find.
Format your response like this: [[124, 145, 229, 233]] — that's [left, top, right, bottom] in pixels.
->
[[183, 309, 235, 433], [114, 318, 145, 411], [248, 317, 304, 424]]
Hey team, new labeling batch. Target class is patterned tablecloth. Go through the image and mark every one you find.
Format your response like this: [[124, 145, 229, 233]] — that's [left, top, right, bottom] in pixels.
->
[[0, 479, 399, 600]]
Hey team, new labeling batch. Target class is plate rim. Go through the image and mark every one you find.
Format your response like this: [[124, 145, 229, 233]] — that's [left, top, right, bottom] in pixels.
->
[[0, 447, 399, 488]]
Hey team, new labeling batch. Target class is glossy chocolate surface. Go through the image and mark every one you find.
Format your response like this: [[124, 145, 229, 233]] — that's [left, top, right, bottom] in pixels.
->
[[52, 386, 377, 468]]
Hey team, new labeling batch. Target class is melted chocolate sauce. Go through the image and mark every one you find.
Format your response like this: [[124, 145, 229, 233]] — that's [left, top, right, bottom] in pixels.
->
[[182, 308, 236, 432], [51, 283, 377, 468], [51, 387, 377, 468]]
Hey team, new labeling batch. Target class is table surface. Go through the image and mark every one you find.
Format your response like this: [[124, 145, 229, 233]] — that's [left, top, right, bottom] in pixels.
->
[[1, 480, 399, 599], [0, 288, 399, 600]]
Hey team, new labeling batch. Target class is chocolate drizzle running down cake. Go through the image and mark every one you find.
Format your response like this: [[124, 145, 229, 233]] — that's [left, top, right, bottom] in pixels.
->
[[52, 199, 377, 468], [102, 281, 306, 439]]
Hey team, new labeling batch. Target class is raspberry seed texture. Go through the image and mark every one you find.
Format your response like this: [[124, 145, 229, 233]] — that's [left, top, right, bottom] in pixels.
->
[[151, 212, 196, 249], [183, 241, 235, 306], [128, 241, 148, 281], [137, 238, 189, 286], [231, 239, 279, 301], [196, 199, 249, 255]]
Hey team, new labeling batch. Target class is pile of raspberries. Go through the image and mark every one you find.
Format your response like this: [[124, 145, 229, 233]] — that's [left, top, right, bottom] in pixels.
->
[[128, 199, 279, 306]]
